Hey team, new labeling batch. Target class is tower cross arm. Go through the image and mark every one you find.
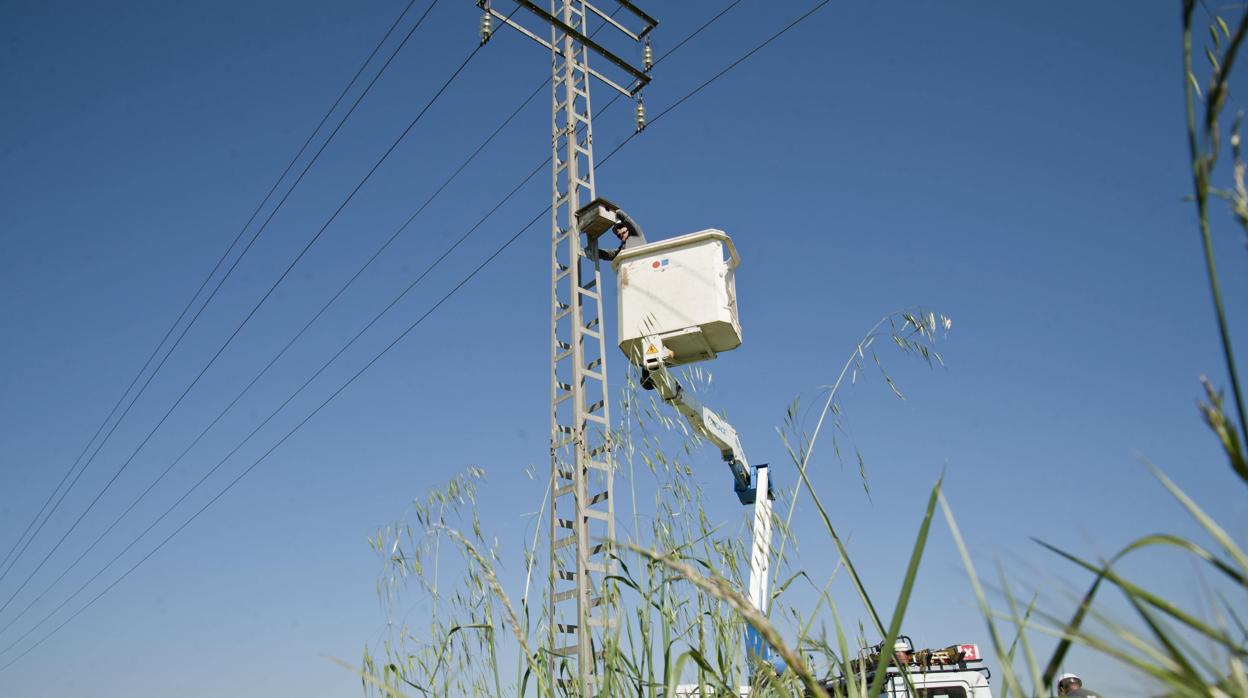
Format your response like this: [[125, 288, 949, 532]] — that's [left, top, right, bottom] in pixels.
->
[[478, 0, 655, 95]]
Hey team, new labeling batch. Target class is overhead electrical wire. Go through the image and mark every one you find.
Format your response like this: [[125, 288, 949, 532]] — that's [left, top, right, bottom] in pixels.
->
[[0, 65, 538, 644], [0, 0, 721, 654], [0, 0, 437, 586], [0, 158, 547, 662], [0, 0, 754, 665], [0, 0, 425, 587], [639, 0, 832, 134], [0, 0, 450, 617], [0, 0, 829, 671], [0, 1, 590, 638], [0, 68, 540, 643]]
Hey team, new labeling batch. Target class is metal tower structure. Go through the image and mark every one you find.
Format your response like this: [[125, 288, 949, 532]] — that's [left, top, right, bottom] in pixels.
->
[[477, 1, 655, 692]]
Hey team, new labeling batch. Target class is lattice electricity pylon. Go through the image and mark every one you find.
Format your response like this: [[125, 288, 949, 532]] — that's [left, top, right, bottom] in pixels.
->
[[477, 0, 655, 692]]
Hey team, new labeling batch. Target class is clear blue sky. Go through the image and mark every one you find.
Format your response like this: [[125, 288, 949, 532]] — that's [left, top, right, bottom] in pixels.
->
[[1, 1, 1245, 696]]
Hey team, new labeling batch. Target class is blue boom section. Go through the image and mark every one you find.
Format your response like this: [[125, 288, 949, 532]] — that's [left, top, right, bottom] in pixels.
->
[[733, 462, 774, 505], [745, 626, 788, 676]]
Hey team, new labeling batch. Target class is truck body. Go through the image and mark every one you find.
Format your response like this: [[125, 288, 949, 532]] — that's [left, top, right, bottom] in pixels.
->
[[822, 665, 993, 697], [820, 640, 994, 698]]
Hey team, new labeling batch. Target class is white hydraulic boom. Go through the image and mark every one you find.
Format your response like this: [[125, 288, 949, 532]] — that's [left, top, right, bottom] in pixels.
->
[[645, 358, 776, 669]]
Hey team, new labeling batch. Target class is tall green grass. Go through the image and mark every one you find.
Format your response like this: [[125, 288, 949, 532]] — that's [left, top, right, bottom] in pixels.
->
[[356, 310, 954, 697], [349, 4, 1248, 695]]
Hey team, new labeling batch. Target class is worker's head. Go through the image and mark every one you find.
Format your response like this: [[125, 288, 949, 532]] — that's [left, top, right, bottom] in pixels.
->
[[892, 638, 913, 665], [613, 221, 632, 242], [1057, 673, 1082, 694]]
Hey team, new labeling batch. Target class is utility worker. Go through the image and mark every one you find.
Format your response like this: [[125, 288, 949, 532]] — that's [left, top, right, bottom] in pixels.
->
[[1057, 672, 1102, 697], [590, 208, 651, 388], [594, 210, 647, 262]]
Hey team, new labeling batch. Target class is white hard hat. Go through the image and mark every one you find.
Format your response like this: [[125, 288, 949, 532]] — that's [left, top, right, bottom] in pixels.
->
[[1058, 672, 1080, 683]]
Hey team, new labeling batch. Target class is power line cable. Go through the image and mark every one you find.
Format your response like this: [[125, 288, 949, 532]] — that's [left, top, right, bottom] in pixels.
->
[[0, 77, 539, 641], [0, 0, 448, 617], [0, 155, 547, 643], [0, 0, 423, 586], [0, 155, 548, 659], [0, 1, 592, 637], [599, 0, 831, 161], [649, 1, 830, 129], [0, 0, 815, 669], [654, 0, 743, 62], [0, 204, 544, 674], [0, 0, 747, 658], [0, 0, 721, 645]]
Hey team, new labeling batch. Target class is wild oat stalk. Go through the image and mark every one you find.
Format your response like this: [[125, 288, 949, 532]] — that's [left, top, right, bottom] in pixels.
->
[[1183, 0, 1248, 465], [433, 524, 548, 695], [772, 308, 951, 596], [626, 542, 831, 698], [767, 310, 949, 652]]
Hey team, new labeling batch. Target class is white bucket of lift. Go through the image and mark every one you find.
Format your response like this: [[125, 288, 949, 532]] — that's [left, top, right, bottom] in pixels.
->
[[613, 229, 741, 367]]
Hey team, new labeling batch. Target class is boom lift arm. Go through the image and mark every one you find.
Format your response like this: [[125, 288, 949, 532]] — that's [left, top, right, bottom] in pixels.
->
[[644, 357, 776, 670], [645, 361, 754, 502]]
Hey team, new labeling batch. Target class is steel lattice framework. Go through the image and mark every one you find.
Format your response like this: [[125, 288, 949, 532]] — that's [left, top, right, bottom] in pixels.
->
[[478, 1, 654, 691]]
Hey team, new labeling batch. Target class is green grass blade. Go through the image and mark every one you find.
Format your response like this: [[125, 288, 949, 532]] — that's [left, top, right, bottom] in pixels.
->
[[1035, 539, 1247, 658], [867, 475, 942, 698], [939, 492, 1027, 696], [1147, 461, 1248, 573], [997, 567, 1041, 697]]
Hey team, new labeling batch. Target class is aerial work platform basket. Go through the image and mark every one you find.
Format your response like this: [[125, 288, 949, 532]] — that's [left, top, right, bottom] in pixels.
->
[[612, 229, 741, 367]]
